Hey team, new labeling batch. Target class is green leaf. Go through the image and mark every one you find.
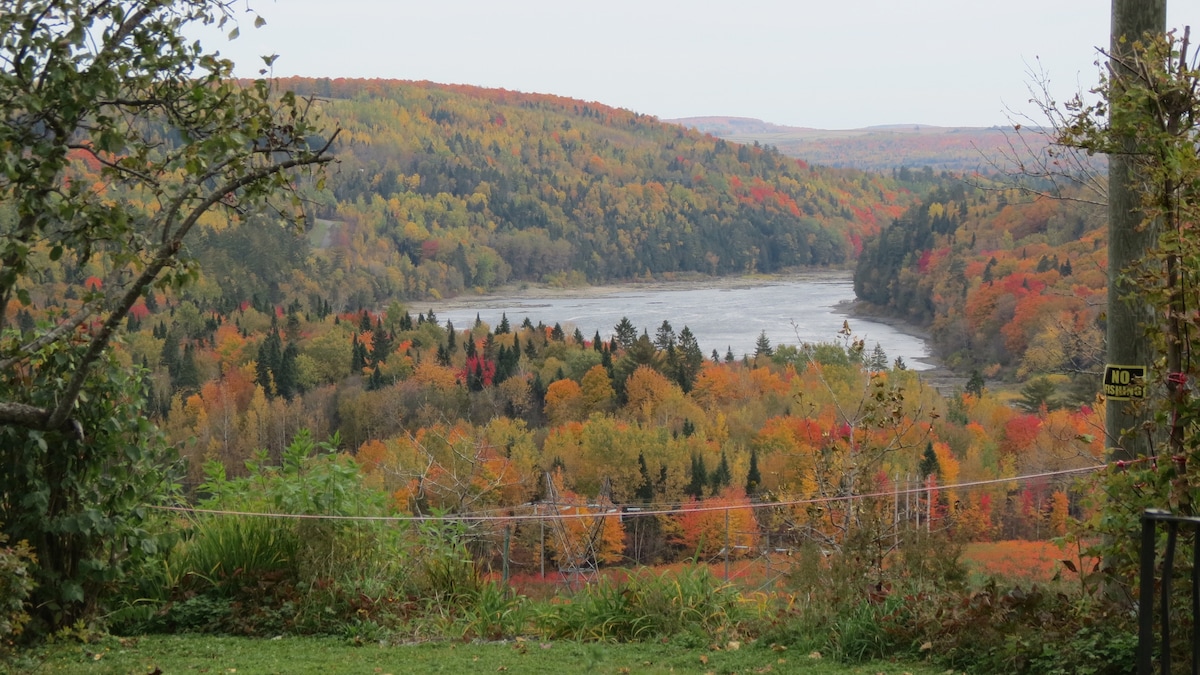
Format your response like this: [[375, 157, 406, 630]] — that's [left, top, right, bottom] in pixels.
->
[[254, 15, 267, 28], [228, 27, 239, 40], [49, 245, 62, 261]]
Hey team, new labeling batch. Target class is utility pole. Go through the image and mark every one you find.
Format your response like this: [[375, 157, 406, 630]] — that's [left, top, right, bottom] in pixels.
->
[[1105, 0, 1166, 461]]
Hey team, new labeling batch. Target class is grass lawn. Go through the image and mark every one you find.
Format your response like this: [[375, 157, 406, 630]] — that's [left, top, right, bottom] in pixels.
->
[[20, 635, 950, 674]]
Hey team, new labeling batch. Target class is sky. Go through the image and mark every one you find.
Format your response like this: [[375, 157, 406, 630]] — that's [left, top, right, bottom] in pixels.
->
[[200, 1, 1200, 130]]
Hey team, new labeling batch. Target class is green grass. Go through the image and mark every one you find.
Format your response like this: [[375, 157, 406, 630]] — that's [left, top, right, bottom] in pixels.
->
[[20, 634, 951, 674]]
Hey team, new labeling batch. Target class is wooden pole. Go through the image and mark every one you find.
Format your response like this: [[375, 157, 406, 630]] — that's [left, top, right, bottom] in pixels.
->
[[502, 523, 511, 585], [1105, 0, 1166, 461]]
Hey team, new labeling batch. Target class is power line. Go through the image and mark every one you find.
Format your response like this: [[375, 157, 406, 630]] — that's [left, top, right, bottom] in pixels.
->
[[149, 464, 1104, 523]]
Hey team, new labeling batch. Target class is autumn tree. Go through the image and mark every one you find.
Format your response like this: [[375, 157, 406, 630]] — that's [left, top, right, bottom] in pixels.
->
[[0, 0, 333, 631]]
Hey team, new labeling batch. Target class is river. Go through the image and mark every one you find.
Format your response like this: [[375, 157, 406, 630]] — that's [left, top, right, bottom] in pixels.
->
[[425, 270, 934, 370]]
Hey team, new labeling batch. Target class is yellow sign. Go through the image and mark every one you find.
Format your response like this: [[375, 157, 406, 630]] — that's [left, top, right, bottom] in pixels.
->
[[1104, 364, 1146, 400]]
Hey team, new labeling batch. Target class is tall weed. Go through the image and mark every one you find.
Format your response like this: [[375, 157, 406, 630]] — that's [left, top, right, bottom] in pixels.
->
[[535, 567, 749, 642]]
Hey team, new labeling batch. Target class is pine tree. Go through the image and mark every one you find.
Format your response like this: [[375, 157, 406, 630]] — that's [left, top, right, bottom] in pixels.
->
[[676, 326, 704, 393], [497, 313, 510, 334], [686, 454, 708, 498], [710, 451, 731, 495], [614, 317, 637, 350], [754, 331, 773, 358], [636, 452, 654, 503], [176, 342, 200, 392], [919, 442, 940, 480], [654, 320, 675, 350], [257, 330, 283, 395], [868, 343, 889, 371], [746, 449, 762, 495], [277, 341, 300, 399]]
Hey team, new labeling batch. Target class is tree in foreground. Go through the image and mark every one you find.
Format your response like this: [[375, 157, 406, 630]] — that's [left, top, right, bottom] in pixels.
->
[[0, 0, 334, 632]]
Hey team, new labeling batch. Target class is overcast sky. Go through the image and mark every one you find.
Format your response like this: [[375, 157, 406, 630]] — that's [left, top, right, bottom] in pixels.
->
[[200, 1, 1200, 130]]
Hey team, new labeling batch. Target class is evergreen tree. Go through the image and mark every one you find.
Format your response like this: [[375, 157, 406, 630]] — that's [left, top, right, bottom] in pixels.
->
[[725, 346, 735, 363], [350, 334, 366, 372], [497, 313, 510, 334], [654, 320, 675, 350], [175, 342, 200, 392], [367, 365, 384, 391], [524, 335, 538, 360], [256, 330, 283, 395], [867, 343, 889, 371], [277, 341, 300, 399], [614, 316, 637, 350], [966, 370, 985, 398], [686, 454, 708, 498], [919, 442, 940, 481], [710, 451, 731, 495], [551, 322, 565, 341], [446, 321, 457, 353], [746, 449, 762, 495], [676, 326, 704, 393], [754, 331, 773, 358], [573, 327, 585, 345], [593, 330, 603, 351], [635, 452, 654, 503]]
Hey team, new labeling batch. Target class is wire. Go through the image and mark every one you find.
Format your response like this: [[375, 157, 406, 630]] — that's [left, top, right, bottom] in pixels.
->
[[149, 464, 1105, 523]]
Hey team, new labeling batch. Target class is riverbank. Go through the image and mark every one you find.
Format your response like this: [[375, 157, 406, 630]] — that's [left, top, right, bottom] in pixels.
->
[[838, 299, 967, 395]]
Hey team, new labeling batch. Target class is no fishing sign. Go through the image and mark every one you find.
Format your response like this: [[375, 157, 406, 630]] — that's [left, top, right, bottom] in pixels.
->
[[1104, 364, 1146, 400]]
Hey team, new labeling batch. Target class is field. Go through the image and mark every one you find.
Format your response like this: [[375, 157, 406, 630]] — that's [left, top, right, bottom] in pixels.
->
[[24, 635, 949, 675]]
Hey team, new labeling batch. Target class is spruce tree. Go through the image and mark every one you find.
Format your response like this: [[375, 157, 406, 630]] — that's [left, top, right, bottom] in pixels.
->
[[686, 454, 708, 498], [710, 451, 731, 495], [919, 442, 940, 480], [754, 331, 773, 358], [746, 449, 762, 496], [636, 453, 654, 503]]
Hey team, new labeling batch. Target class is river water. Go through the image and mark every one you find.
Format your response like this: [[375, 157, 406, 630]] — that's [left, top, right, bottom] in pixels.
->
[[426, 271, 933, 370]]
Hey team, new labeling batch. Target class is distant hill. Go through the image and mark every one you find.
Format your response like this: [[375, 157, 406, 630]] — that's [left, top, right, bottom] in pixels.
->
[[666, 116, 1049, 173], [173, 80, 932, 308]]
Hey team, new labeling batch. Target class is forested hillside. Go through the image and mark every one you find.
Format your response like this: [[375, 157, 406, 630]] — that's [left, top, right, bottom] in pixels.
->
[[855, 176, 1106, 396], [195, 78, 924, 309]]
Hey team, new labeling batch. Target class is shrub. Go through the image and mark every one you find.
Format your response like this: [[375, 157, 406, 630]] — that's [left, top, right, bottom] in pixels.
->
[[0, 348, 178, 635], [0, 533, 36, 652], [158, 430, 418, 635]]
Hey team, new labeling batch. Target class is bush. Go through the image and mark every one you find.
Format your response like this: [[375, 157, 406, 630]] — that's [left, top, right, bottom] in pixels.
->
[[0, 348, 178, 635], [155, 430, 419, 635], [0, 533, 36, 652]]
